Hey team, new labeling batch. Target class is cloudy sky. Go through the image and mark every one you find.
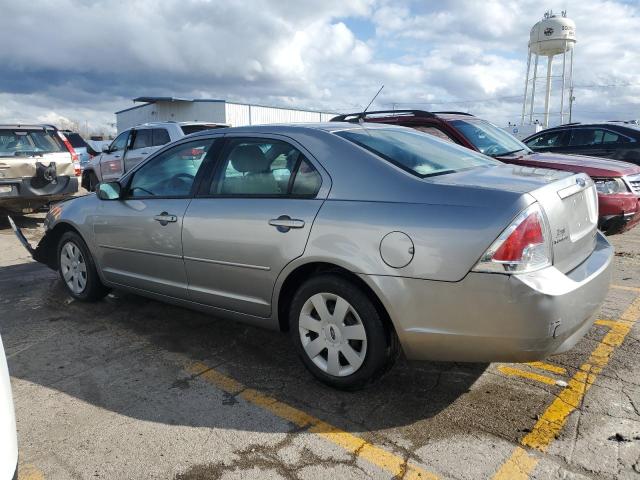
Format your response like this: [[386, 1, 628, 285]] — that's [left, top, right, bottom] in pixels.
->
[[1, 0, 638, 134]]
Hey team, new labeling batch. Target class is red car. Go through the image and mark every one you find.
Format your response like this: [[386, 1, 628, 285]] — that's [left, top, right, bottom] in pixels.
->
[[331, 110, 640, 234]]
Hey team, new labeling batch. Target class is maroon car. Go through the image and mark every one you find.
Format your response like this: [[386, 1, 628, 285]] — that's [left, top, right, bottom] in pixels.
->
[[331, 110, 640, 234]]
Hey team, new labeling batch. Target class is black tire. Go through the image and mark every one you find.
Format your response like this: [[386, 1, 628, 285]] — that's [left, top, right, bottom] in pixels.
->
[[57, 231, 109, 302], [289, 274, 398, 390]]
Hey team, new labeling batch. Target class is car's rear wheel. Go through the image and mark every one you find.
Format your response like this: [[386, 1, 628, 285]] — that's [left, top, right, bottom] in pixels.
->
[[290, 274, 397, 390], [57, 231, 109, 301]]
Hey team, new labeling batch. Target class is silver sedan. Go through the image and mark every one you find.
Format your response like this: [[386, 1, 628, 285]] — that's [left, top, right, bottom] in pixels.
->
[[10, 123, 613, 390]]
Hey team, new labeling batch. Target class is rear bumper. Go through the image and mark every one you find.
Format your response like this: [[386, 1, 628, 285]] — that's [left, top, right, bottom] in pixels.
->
[[0, 177, 78, 211], [363, 231, 613, 363]]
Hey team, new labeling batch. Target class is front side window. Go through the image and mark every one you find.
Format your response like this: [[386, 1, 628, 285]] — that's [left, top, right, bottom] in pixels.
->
[[132, 129, 152, 149], [128, 139, 214, 197], [211, 138, 321, 196], [526, 131, 565, 148], [450, 120, 531, 156], [110, 131, 130, 152], [152, 128, 171, 146], [335, 128, 498, 177]]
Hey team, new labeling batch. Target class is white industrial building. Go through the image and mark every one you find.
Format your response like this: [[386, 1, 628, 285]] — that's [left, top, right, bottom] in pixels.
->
[[115, 97, 337, 133]]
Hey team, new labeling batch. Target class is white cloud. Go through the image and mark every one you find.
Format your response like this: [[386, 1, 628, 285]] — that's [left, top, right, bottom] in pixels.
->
[[0, 0, 638, 133]]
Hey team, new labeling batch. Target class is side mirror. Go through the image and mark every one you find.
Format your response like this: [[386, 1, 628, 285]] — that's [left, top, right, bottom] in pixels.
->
[[97, 182, 122, 200], [102, 144, 111, 153]]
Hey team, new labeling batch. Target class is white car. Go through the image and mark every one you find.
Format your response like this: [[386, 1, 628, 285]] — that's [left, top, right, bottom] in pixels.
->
[[81, 121, 227, 191], [0, 333, 17, 480]]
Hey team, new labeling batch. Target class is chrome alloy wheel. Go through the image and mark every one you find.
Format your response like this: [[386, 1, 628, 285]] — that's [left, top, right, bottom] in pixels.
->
[[298, 293, 368, 377], [59, 241, 87, 294]]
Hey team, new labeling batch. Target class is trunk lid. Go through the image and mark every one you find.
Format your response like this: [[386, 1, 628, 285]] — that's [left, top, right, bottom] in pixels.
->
[[528, 172, 598, 274]]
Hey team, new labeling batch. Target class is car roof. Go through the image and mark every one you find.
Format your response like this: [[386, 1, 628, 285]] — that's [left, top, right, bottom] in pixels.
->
[[0, 124, 59, 130], [330, 109, 476, 124], [186, 121, 408, 138]]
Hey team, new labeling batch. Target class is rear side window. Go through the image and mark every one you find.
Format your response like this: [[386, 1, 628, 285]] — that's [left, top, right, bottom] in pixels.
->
[[335, 128, 497, 177], [413, 126, 455, 143], [181, 125, 224, 135], [132, 129, 152, 149], [210, 138, 321, 196], [152, 128, 170, 146], [0, 129, 65, 154], [569, 129, 603, 146]]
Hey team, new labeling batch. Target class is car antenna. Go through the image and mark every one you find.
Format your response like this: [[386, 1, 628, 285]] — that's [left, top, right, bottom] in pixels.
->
[[358, 85, 384, 123]]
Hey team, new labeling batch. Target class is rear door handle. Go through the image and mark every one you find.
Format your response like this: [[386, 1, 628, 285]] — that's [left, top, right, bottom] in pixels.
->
[[154, 212, 178, 226], [269, 215, 305, 232]]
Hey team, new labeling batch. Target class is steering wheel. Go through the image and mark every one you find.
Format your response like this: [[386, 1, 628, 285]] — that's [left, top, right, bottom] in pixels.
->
[[168, 172, 195, 190]]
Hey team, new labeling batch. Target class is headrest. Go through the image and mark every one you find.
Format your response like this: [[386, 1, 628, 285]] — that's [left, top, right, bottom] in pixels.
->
[[229, 144, 270, 173]]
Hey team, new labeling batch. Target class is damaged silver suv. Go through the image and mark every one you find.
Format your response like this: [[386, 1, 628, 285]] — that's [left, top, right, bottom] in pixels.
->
[[0, 125, 79, 213]]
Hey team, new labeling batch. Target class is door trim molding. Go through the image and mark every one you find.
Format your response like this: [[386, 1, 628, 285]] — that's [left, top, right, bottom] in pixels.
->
[[99, 244, 182, 259], [184, 255, 271, 271]]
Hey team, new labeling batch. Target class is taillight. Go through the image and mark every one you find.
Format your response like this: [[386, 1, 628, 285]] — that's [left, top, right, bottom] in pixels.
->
[[57, 132, 81, 176], [473, 203, 552, 274]]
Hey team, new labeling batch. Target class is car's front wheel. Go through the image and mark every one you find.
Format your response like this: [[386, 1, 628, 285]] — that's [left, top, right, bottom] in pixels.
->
[[57, 231, 109, 301], [290, 274, 398, 390]]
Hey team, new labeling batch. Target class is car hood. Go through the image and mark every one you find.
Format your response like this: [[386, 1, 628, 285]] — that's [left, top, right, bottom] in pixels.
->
[[497, 152, 640, 177]]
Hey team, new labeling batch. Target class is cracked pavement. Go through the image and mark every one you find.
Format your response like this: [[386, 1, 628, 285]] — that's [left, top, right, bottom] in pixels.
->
[[0, 213, 639, 479]]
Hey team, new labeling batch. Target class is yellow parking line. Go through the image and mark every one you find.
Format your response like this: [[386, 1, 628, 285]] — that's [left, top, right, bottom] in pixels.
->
[[19, 464, 45, 480], [497, 366, 559, 386], [492, 293, 640, 479], [525, 361, 567, 375], [611, 284, 640, 293], [185, 362, 438, 480]]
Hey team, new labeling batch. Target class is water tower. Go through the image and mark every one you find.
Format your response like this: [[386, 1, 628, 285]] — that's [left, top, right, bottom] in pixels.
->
[[521, 10, 576, 127]]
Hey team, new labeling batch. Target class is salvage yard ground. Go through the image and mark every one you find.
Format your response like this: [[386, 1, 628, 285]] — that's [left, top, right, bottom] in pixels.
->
[[0, 213, 639, 480]]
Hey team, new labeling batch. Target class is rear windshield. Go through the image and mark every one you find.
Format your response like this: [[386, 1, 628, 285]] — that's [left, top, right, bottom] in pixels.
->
[[0, 129, 65, 155], [335, 128, 498, 177], [181, 124, 224, 135], [64, 132, 89, 149]]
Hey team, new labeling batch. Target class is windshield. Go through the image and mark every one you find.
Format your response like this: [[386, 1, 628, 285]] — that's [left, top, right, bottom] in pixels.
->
[[335, 127, 498, 177], [0, 129, 65, 156], [451, 120, 532, 157]]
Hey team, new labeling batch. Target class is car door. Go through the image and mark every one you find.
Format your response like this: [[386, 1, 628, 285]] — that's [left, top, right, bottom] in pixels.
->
[[123, 128, 152, 173], [525, 130, 569, 154], [93, 137, 217, 298], [99, 130, 131, 182], [563, 128, 607, 157], [182, 135, 330, 318]]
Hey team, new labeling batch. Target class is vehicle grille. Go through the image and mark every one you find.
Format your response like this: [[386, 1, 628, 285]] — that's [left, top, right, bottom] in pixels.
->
[[626, 173, 640, 195]]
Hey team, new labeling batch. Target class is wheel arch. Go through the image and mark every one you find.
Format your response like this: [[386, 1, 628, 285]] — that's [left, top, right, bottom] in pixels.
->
[[34, 221, 84, 270], [274, 261, 399, 348]]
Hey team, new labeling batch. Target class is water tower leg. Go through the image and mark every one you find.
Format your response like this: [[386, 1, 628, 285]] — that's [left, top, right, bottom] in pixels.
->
[[521, 50, 532, 125], [529, 54, 539, 124], [559, 49, 567, 124], [543, 56, 553, 128]]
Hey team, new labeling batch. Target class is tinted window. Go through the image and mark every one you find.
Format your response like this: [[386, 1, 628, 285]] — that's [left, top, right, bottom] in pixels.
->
[[181, 124, 224, 135], [0, 129, 65, 154], [212, 138, 319, 196], [152, 128, 170, 146], [526, 131, 566, 148], [132, 129, 152, 149], [110, 131, 130, 152], [335, 128, 498, 177], [603, 130, 625, 144], [128, 139, 214, 197], [65, 133, 88, 149], [569, 129, 603, 146]]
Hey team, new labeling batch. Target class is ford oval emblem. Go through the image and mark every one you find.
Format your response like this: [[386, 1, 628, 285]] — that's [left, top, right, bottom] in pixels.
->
[[576, 177, 586, 187]]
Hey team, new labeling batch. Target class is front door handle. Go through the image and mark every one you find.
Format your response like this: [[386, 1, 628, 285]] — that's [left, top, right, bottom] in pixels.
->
[[269, 215, 305, 232], [154, 212, 178, 226]]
